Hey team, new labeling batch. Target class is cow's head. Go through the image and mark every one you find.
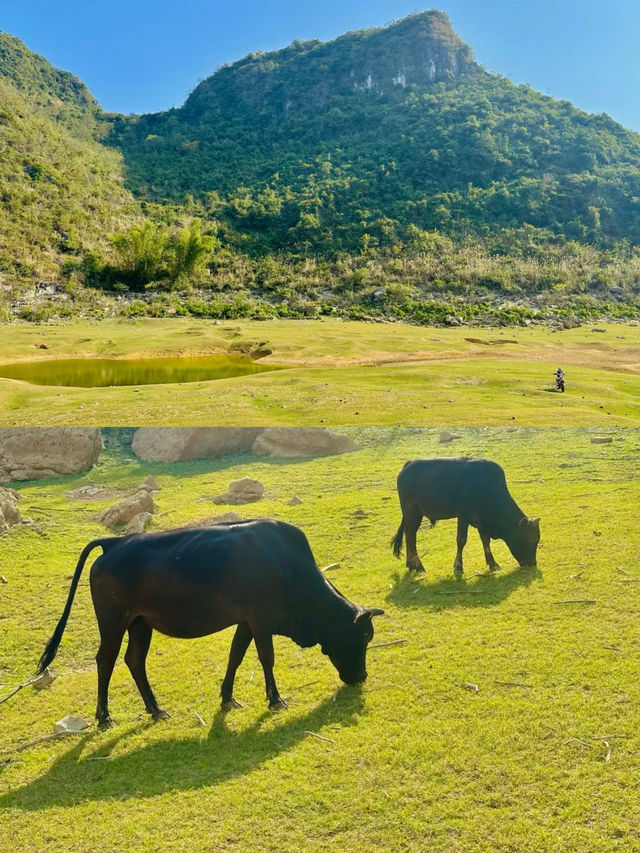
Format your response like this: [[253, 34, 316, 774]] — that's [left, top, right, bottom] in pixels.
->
[[507, 516, 541, 567], [321, 607, 384, 684]]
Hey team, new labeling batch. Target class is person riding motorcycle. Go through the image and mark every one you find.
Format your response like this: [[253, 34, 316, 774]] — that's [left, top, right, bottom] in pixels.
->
[[554, 366, 565, 392]]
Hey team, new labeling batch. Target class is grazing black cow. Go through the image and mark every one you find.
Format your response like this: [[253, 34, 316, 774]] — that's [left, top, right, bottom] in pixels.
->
[[37, 519, 383, 729], [391, 457, 540, 576]]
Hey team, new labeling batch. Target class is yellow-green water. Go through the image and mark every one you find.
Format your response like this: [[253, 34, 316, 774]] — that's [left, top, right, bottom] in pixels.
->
[[0, 355, 282, 387]]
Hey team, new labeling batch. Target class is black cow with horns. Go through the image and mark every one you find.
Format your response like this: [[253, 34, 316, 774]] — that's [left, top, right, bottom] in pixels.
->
[[37, 519, 384, 729], [391, 457, 541, 576]]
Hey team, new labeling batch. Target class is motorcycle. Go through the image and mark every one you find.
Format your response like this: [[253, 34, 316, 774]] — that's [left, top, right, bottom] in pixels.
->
[[555, 373, 565, 393]]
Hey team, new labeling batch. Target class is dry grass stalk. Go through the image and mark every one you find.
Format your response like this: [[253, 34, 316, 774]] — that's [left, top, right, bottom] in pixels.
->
[[304, 731, 335, 745], [369, 639, 407, 649], [562, 738, 590, 747], [1, 729, 84, 756]]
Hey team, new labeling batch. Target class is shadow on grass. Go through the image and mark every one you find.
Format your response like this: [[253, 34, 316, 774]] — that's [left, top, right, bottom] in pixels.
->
[[386, 564, 542, 611], [7, 447, 339, 493], [0, 685, 364, 811]]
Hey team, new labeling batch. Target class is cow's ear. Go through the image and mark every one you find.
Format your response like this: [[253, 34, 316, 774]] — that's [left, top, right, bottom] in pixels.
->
[[529, 517, 541, 527]]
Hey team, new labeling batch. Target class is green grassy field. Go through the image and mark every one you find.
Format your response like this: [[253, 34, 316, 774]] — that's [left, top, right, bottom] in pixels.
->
[[0, 428, 638, 851], [1, 319, 639, 425]]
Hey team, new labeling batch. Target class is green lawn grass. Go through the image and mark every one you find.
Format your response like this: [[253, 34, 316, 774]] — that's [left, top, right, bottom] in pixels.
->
[[1, 319, 639, 425], [0, 427, 638, 851]]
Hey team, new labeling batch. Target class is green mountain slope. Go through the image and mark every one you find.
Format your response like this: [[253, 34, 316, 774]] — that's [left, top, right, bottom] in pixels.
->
[[0, 33, 139, 282], [0, 14, 639, 324], [0, 31, 98, 129], [108, 10, 640, 254]]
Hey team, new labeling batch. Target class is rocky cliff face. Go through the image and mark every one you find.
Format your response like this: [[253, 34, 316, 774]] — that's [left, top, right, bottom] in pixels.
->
[[183, 10, 476, 118]]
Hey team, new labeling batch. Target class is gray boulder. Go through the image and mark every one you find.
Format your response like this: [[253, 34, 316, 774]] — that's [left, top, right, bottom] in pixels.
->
[[131, 428, 263, 462], [0, 428, 102, 482], [252, 428, 358, 458], [0, 486, 20, 532]]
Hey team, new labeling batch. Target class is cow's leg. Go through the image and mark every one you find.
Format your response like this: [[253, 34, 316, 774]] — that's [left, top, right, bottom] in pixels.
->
[[453, 517, 469, 577], [220, 623, 253, 711], [95, 621, 126, 730], [253, 629, 288, 711], [403, 503, 425, 573], [124, 617, 168, 722], [479, 530, 500, 571]]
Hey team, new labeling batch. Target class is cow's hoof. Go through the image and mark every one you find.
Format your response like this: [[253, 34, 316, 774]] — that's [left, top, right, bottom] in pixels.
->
[[97, 716, 115, 731], [152, 708, 170, 722], [488, 563, 500, 572], [407, 562, 425, 574], [269, 697, 289, 712], [220, 698, 243, 711], [453, 565, 464, 578]]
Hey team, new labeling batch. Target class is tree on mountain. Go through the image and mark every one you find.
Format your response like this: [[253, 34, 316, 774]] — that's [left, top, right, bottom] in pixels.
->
[[110, 219, 217, 290], [111, 221, 168, 288], [166, 220, 218, 286]]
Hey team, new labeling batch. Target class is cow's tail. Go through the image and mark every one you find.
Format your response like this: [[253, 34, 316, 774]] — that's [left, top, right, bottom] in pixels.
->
[[390, 517, 405, 559], [37, 538, 113, 675]]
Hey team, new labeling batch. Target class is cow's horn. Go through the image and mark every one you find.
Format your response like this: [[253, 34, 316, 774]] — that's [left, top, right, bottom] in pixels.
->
[[530, 517, 541, 525], [355, 607, 385, 624]]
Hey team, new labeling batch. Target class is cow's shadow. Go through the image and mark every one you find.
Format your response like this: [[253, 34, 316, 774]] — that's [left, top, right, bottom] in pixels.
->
[[387, 563, 542, 611], [0, 685, 363, 811]]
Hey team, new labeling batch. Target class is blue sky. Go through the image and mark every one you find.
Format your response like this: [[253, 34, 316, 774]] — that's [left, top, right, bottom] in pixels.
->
[[3, 0, 640, 130]]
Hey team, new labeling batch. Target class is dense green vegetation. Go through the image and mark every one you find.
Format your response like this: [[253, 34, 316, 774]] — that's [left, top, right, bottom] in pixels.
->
[[2, 12, 640, 324], [0, 31, 98, 126], [1, 428, 639, 851], [109, 12, 640, 255], [0, 33, 140, 285], [11, 235, 640, 326]]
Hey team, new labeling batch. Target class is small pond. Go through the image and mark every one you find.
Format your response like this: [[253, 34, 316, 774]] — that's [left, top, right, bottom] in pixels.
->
[[0, 355, 282, 387]]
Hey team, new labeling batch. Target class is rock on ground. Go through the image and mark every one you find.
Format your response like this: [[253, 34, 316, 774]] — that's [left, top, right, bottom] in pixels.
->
[[32, 669, 56, 690], [66, 485, 127, 503], [0, 428, 102, 482], [591, 436, 613, 444], [187, 512, 244, 527], [123, 512, 152, 535], [131, 428, 263, 462], [211, 477, 265, 505], [0, 486, 20, 532], [98, 491, 156, 530], [53, 716, 89, 733], [439, 431, 461, 443], [139, 475, 161, 492], [251, 428, 358, 458]]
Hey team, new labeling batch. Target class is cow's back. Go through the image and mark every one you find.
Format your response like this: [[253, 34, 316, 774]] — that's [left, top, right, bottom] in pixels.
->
[[397, 457, 508, 520], [90, 519, 318, 596]]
